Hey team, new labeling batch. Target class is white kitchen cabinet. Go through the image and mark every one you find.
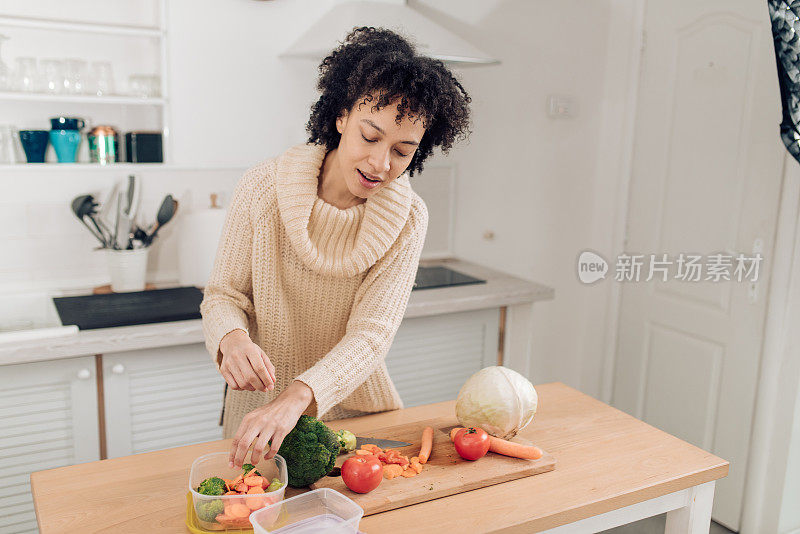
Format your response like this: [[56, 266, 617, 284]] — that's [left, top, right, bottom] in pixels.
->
[[102, 343, 225, 458], [386, 308, 500, 407], [0, 356, 100, 534]]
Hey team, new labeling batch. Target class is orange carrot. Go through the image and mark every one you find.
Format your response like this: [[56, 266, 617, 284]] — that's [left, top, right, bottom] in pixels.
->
[[355, 449, 373, 455], [247, 485, 265, 494], [243, 467, 258, 478], [244, 475, 264, 487], [488, 436, 543, 460], [246, 495, 266, 510], [418, 426, 434, 464], [450, 427, 465, 441], [401, 469, 417, 478], [229, 503, 251, 518], [449, 426, 543, 459], [383, 467, 396, 480]]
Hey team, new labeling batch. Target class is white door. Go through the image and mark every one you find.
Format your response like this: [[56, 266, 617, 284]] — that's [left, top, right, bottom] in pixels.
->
[[611, 0, 785, 530], [103, 344, 225, 458], [0, 356, 100, 533]]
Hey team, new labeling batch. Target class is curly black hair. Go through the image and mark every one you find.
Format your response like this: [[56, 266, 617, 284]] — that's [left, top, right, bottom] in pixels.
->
[[305, 26, 472, 176]]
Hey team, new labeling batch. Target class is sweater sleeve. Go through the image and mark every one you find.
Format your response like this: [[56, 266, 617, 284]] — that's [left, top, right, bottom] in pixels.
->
[[199, 169, 258, 368], [294, 200, 428, 419]]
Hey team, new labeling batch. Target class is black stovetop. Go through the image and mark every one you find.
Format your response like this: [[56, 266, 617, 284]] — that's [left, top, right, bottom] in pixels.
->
[[412, 266, 486, 291], [52, 267, 486, 330]]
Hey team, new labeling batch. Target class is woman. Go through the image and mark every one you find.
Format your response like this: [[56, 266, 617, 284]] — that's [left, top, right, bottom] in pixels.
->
[[200, 26, 472, 469]]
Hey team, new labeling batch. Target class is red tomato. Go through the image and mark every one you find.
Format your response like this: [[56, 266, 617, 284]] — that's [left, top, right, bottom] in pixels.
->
[[454, 427, 490, 461], [341, 454, 383, 494]]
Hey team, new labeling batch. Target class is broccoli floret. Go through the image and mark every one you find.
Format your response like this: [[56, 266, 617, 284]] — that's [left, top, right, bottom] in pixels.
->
[[266, 477, 284, 492], [337, 429, 357, 454], [196, 499, 224, 522], [242, 463, 261, 477], [277, 415, 341, 487], [196, 477, 226, 496]]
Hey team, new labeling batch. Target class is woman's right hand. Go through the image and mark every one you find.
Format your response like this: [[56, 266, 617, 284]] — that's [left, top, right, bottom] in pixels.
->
[[219, 329, 276, 392]]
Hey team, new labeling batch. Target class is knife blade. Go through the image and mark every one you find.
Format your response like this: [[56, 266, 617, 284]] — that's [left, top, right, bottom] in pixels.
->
[[355, 436, 412, 449]]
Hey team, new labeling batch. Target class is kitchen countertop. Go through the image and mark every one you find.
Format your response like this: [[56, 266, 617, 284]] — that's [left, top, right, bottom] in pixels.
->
[[29, 382, 728, 533], [0, 258, 553, 366]]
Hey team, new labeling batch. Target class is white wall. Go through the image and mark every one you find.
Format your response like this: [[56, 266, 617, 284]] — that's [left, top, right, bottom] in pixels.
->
[[414, 0, 614, 396], [1, 0, 619, 401]]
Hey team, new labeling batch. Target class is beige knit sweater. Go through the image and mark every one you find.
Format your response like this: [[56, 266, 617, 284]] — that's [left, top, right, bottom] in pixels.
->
[[200, 142, 428, 438]]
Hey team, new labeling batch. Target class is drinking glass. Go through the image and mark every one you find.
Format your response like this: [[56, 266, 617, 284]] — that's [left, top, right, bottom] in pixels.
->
[[64, 58, 88, 94], [128, 74, 160, 97], [40, 59, 65, 94], [13, 57, 39, 92], [89, 61, 114, 96], [0, 35, 10, 91], [0, 124, 20, 163]]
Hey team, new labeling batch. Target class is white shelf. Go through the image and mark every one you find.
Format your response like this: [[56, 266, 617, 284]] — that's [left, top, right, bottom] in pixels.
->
[[0, 16, 163, 38], [0, 91, 165, 106]]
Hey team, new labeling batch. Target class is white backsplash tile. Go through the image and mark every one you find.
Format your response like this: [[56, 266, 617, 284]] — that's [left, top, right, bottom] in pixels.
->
[[0, 162, 454, 295]]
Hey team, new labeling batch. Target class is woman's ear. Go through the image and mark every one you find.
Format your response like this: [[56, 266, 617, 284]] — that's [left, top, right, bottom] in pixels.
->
[[335, 109, 349, 134]]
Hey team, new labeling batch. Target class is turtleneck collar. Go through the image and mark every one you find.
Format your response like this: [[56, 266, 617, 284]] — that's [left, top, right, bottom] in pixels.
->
[[275, 142, 414, 278]]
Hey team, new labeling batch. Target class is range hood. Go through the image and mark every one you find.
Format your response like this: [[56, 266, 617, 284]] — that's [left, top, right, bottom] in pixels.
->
[[279, 0, 499, 66]]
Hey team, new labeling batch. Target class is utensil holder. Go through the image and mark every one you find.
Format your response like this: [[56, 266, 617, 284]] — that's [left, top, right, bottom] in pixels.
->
[[105, 248, 149, 292]]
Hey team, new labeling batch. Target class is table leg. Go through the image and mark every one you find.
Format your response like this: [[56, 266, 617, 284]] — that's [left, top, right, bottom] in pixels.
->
[[664, 481, 715, 534]]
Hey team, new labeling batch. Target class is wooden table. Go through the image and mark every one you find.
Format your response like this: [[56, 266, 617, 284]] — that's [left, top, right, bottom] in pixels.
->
[[30, 383, 728, 533]]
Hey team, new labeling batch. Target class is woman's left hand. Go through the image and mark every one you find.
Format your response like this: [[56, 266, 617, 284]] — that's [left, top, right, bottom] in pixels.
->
[[229, 380, 314, 468]]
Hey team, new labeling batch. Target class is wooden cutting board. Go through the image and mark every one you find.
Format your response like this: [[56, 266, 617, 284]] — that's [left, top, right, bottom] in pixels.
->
[[310, 416, 555, 515]]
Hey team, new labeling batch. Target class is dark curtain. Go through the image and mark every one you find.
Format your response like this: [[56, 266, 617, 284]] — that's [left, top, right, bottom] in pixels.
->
[[769, 0, 800, 163]]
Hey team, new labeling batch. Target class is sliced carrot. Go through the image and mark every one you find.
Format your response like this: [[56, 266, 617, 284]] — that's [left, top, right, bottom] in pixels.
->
[[247, 485, 265, 494], [488, 436, 543, 460], [383, 467, 396, 480], [246, 496, 266, 510], [243, 467, 258, 478], [229, 503, 251, 518], [217, 515, 251, 528], [361, 444, 382, 453], [223, 490, 237, 496], [355, 449, 373, 455], [234, 482, 248, 493], [244, 475, 265, 487], [401, 469, 417, 478], [418, 426, 434, 464]]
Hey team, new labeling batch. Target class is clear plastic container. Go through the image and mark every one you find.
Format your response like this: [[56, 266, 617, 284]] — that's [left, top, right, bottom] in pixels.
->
[[249, 488, 363, 534], [189, 452, 288, 532]]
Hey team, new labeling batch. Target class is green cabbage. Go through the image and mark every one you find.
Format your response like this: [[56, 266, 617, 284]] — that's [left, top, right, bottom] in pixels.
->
[[455, 366, 538, 439]]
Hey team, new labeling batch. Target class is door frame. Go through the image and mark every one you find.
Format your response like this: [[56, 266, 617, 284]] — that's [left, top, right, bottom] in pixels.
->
[[585, 0, 646, 403], [740, 154, 800, 534]]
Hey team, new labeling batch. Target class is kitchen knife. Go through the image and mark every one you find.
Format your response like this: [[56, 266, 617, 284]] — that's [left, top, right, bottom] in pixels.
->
[[355, 436, 412, 449]]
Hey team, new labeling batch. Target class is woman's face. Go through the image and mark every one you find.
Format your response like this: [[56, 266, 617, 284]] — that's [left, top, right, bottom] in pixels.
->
[[334, 94, 426, 199]]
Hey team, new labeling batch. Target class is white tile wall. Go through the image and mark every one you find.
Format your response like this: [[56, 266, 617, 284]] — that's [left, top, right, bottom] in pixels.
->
[[0, 166, 243, 294], [0, 162, 454, 294]]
